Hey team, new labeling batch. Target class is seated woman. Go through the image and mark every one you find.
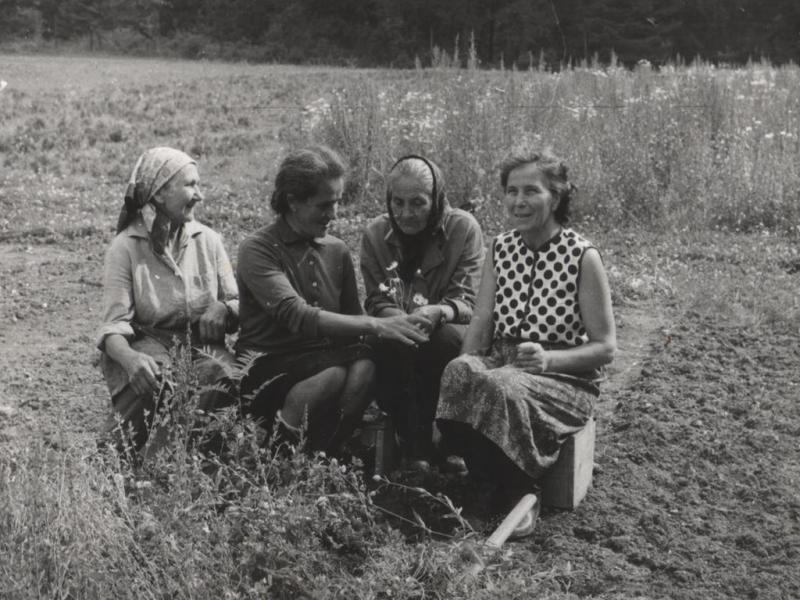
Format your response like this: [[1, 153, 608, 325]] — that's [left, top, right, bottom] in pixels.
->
[[98, 147, 239, 456], [359, 155, 484, 470], [436, 151, 616, 536], [236, 145, 429, 454]]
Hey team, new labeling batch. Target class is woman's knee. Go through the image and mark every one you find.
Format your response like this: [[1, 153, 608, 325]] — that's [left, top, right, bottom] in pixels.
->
[[344, 358, 376, 393]]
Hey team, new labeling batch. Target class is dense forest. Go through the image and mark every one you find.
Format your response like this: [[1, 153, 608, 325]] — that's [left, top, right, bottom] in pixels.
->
[[0, 0, 798, 67]]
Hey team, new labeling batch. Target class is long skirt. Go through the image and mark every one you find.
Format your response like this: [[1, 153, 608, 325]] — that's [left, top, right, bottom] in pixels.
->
[[373, 323, 465, 460], [100, 330, 236, 454], [436, 340, 598, 487]]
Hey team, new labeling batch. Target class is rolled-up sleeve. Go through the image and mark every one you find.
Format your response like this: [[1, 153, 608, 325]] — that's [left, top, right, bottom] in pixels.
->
[[238, 237, 321, 337], [360, 230, 398, 316], [96, 236, 136, 350], [441, 216, 484, 323]]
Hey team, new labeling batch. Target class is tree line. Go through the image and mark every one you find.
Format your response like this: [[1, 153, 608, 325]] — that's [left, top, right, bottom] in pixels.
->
[[1, 0, 798, 67]]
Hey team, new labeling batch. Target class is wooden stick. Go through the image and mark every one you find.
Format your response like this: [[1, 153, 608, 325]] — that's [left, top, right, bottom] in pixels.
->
[[486, 493, 538, 548], [461, 493, 539, 579]]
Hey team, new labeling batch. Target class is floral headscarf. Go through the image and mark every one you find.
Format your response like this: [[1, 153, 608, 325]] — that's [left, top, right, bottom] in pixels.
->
[[115, 147, 196, 254]]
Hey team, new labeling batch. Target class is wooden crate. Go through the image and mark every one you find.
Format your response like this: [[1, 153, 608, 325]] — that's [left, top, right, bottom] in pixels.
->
[[540, 417, 596, 509]]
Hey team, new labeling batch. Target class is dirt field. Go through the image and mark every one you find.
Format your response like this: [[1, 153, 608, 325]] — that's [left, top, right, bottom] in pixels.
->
[[2, 227, 798, 599], [1, 54, 799, 599]]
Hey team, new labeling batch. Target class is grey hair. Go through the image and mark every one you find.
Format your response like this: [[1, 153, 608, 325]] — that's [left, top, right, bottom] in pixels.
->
[[386, 157, 441, 197]]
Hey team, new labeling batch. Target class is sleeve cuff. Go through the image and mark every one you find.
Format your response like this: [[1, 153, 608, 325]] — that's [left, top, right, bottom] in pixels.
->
[[96, 322, 136, 351]]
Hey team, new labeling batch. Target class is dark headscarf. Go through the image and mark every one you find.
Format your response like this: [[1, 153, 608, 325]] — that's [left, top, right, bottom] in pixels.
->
[[115, 147, 196, 255], [386, 155, 449, 282]]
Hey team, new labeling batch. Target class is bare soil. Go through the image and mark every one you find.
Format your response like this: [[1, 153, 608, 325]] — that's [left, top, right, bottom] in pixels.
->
[[1, 233, 799, 600]]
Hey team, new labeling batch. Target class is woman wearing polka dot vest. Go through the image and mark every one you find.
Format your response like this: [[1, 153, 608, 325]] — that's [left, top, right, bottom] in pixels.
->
[[436, 151, 616, 538]]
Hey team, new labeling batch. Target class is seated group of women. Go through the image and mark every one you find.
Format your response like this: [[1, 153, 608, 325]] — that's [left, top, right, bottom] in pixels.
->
[[97, 144, 616, 523]]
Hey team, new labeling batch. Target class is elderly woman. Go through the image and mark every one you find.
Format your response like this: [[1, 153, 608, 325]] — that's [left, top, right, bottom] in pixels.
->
[[359, 155, 484, 470], [436, 151, 616, 537], [98, 147, 239, 455], [237, 146, 428, 454]]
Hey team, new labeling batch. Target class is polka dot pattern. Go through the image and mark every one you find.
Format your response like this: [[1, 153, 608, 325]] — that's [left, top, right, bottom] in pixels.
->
[[492, 228, 592, 346]]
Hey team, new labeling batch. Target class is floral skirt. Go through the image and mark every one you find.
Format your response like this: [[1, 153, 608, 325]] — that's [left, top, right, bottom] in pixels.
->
[[435, 340, 598, 480]]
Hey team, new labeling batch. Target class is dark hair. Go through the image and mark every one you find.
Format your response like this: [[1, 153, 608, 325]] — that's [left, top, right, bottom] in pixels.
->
[[499, 151, 576, 225], [270, 145, 347, 215]]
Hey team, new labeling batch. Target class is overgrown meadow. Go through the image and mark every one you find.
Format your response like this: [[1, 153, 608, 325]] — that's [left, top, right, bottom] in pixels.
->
[[1, 54, 799, 599]]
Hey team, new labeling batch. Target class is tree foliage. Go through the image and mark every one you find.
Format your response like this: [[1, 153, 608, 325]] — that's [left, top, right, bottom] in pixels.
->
[[1, 0, 798, 66]]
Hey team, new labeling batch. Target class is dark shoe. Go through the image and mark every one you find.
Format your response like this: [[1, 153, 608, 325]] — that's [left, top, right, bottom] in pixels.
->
[[438, 454, 468, 476], [406, 459, 432, 474]]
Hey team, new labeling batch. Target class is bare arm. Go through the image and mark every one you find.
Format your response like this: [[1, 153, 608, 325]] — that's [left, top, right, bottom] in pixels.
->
[[516, 248, 616, 374], [316, 311, 429, 345], [460, 247, 496, 355]]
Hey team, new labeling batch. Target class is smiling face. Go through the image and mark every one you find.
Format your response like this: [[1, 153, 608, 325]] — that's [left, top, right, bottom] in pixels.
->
[[154, 164, 202, 225], [503, 163, 560, 236], [388, 174, 433, 235], [288, 177, 343, 239]]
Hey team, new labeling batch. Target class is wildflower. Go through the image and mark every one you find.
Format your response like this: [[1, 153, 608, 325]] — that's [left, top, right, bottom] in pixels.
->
[[387, 260, 398, 271], [379, 282, 389, 292], [412, 293, 428, 306]]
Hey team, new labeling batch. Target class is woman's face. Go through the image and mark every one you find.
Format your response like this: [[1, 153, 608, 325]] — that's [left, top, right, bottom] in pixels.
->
[[503, 163, 559, 234], [155, 164, 203, 225], [288, 177, 343, 239], [389, 174, 433, 235]]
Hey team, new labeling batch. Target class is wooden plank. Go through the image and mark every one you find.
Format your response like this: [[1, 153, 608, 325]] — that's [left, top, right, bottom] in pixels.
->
[[540, 417, 596, 509]]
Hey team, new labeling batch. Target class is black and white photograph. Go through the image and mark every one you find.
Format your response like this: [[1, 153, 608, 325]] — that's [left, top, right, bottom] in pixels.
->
[[1, 1, 798, 598]]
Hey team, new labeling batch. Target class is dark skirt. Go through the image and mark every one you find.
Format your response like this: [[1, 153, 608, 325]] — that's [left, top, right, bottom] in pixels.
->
[[372, 323, 466, 459], [239, 342, 374, 426], [436, 339, 599, 482]]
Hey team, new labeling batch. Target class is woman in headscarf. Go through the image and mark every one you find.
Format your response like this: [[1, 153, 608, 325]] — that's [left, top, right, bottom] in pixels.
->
[[359, 155, 485, 471], [97, 146, 239, 456], [236, 146, 428, 456]]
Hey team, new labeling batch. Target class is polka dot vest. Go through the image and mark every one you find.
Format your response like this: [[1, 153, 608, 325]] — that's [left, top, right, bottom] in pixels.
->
[[492, 228, 593, 346]]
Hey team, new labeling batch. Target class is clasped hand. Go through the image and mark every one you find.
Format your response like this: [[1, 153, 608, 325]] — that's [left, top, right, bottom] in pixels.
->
[[374, 313, 430, 346], [411, 304, 443, 334], [513, 341, 549, 374]]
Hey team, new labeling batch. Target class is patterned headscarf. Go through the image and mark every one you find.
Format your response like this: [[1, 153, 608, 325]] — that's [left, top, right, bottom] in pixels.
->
[[115, 147, 196, 254]]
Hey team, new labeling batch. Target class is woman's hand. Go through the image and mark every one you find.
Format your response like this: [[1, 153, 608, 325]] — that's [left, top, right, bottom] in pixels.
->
[[412, 304, 444, 334], [373, 314, 430, 346], [120, 351, 162, 396], [198, 301, 228, 343], [514, 341, 549, 374]]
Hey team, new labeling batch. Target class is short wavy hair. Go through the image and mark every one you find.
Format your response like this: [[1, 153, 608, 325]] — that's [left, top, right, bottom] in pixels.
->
[[499, 151, 575, 225], [270, 145, 347, 215]]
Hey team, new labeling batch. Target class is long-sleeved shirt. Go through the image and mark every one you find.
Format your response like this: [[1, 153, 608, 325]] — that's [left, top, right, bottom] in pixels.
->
[[236, 216, 362, 354], [97, 215, 239, 351], [359, 206, 484, 323]]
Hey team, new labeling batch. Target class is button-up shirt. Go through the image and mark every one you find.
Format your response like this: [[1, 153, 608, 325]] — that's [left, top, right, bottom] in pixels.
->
[[360, 206, 484, 322], [236, 216, 362, 354], [97, 215, 239, 350]]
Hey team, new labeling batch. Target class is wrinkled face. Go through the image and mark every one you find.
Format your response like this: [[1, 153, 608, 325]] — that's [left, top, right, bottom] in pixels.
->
[[389, 174, 433, 235], [503, 163, 559, 234], [289, 177, 343, 239], [155, 164, 202, 225]]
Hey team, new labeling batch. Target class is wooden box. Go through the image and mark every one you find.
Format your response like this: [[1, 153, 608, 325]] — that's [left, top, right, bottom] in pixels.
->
[[540, 417, 596, 509]]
